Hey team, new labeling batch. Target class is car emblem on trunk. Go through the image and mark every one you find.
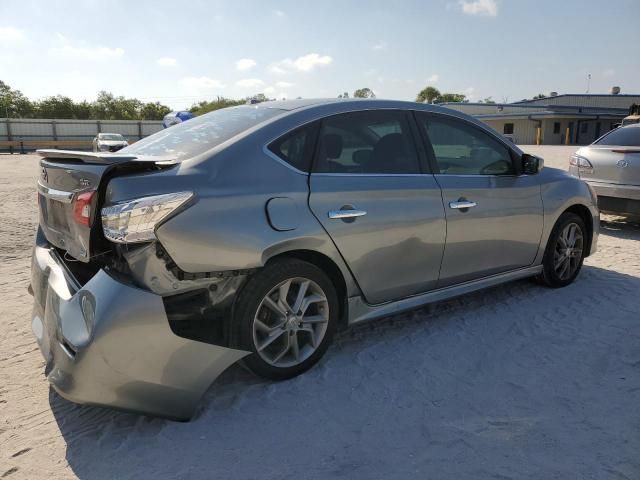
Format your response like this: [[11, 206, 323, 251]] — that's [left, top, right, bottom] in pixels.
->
[[41, 167, 48, 182], [617, 159, 629, 168]]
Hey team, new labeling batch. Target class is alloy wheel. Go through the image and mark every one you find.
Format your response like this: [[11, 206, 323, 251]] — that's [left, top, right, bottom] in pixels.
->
[[252, 277, 329, 368], [553, 222, 584, 280]]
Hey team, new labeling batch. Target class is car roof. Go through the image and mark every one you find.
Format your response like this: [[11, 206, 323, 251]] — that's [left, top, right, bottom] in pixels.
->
[[259, 97, 455, 114]]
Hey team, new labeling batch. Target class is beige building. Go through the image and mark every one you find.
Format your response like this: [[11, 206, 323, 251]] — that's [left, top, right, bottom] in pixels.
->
[[442, 93, 640, 145]]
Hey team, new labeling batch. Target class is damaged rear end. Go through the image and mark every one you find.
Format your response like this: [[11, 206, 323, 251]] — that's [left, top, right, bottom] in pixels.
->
[[32, 149, 250, 419]]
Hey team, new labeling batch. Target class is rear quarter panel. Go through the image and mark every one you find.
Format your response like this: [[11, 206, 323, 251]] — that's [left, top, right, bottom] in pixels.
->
[[148, 133, 359, 296]]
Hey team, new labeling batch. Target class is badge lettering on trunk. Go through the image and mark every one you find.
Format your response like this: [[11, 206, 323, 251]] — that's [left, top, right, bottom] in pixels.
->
[[617, 159, 629, 168]]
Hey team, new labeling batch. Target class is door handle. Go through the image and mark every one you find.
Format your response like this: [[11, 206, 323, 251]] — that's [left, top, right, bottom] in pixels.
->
[[328, 209, 367, 219], [449, 200, 477, 209]]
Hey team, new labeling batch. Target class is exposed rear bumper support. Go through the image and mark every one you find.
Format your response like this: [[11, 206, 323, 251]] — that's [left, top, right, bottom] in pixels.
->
[[31, 243, 249, 420]]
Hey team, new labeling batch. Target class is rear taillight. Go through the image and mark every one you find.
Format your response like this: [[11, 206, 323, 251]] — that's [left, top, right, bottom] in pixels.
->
[[73, 191, 96, 226], [569, 155, 593, 173], [101, 191, 193, 243]]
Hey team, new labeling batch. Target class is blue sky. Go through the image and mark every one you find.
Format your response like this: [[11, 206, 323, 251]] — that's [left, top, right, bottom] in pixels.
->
[[1, 0, 638, 109]]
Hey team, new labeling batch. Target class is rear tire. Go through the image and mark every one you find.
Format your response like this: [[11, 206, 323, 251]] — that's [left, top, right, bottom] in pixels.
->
[[537, 212, 587, 288], [233, 258, 338, 381]]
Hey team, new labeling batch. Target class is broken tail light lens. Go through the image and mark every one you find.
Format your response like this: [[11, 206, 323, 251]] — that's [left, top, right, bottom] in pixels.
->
[[101, 191, 193, 244], [73, 191, 97, 226]]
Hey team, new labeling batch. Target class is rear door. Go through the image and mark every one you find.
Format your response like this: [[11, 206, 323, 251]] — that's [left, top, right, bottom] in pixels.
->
[[415, 112, 543, 287], [308, 110, 446, 305]]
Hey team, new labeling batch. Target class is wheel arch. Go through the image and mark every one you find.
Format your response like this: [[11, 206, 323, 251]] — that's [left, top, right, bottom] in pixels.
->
[[562, 203, 594, 257], [266, 249, 350, 329]]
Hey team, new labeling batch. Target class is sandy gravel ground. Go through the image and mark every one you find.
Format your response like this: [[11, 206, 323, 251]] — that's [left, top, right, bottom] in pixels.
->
[[1, 148, 639, 480]]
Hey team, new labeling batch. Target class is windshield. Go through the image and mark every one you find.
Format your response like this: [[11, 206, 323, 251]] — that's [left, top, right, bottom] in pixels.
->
[[100, 134, 125, 141], [121, 105, 284, 160], [595, 127, 640, 146]]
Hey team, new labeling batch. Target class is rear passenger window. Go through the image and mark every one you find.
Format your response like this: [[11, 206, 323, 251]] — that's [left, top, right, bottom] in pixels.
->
[[418, 115, 514, 175], [313, 111, 420, 174], [268, 125, 315, 172]]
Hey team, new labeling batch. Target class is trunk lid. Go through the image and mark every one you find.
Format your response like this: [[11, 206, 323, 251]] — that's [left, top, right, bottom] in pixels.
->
[[36, 149, 169, 262], [577, 145, 640, 186]]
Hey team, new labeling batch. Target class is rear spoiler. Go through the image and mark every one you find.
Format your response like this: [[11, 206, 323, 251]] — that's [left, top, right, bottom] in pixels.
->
[[37, 149, 178, 165]]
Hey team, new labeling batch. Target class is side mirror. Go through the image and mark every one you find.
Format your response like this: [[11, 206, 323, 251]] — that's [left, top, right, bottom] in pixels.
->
[[521, 153, 544, 175]]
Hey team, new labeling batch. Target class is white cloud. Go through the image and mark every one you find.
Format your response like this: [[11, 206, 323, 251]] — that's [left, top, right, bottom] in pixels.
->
[[52, 34, 124, 60], [59, 45, 124, 59], [372, 41, 388, 51], [0, 26, 25, 42], [272, 9, 285, 18], [275, 81, 295, 88], [236, 78, 265, 88], [270, 53, 333, 74], [180, 77, 225, 89], [157, 56, 177, 67], [464, 87, 476, 100], [264, 86, 276, 94], [427, 74, 440, 82], [268, 63, 288, 75], [293, 53, 332, 71], [236, 58, 257, 71], [458, 0, 498, 16]]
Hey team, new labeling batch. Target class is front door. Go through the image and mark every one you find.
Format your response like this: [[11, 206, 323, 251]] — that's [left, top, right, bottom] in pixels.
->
[[308, 110, 447, 305], [415, 112, 543, 287]]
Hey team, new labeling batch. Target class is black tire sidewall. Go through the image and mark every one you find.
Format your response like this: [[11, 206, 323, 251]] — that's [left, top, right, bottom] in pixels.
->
[[233, 258, 339, 380], [541, 212, 587, 288]]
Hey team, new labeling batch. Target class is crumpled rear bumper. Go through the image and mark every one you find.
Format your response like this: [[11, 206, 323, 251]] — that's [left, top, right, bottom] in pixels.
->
[[30, 242, 249, 420]]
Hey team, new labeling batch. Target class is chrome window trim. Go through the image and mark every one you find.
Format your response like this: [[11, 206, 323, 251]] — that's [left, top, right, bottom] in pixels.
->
[[433, 173, 522, 179], [259, 104, 524, 176], [310, 172, 435, 178]]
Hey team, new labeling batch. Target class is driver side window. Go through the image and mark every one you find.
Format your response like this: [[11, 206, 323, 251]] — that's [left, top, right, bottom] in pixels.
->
[[419, 115, 514, 175]]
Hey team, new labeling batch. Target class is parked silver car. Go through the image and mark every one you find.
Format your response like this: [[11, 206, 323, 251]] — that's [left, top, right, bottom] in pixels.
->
[[92, 133, 128, 152], [31, 99, 598, 419], [570, 123, 640, 216]]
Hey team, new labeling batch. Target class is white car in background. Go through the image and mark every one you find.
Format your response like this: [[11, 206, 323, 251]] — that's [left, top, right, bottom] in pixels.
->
[[570, 124, 640, 216], [92, 133, 129, 152]]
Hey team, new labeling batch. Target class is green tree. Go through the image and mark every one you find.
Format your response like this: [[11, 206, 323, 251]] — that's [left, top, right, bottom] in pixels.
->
[[434, 93, 467, 103], [0, 80, 35, 117], [532, 93, 546, 99], [353, 87, 376, 98], [479, 97, 496, 104], [73, 100, 93, 119], [140, 101, 171, 120], [35, 95, 76, 118], [416, 86, 441, 104], [189, 96, 244, 116]]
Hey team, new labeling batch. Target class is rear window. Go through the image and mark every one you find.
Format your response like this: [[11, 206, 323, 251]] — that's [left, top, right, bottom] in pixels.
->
[[122, 105, 284, 160], [594, 127, 640, 146]]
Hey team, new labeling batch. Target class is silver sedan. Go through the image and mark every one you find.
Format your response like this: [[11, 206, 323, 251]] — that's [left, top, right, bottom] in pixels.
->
[[31, 99, 599, 419], [570, 123, 640, 216]]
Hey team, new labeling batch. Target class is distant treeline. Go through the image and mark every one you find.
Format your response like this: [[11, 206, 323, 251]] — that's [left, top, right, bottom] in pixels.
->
[[0, 80, 275, 120]]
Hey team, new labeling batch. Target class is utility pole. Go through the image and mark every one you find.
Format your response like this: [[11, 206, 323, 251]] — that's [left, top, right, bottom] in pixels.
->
[[586, 73, 591, 94]]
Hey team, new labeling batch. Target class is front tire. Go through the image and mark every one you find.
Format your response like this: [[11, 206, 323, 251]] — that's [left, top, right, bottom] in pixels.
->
[[233, 259, 338, 380], [537, 212, 587, 288]]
